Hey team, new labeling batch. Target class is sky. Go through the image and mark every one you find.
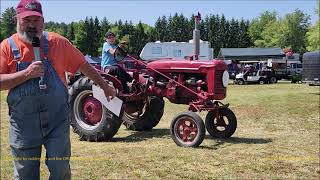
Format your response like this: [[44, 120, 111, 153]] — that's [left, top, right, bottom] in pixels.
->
[[1, 0, 319, 26]]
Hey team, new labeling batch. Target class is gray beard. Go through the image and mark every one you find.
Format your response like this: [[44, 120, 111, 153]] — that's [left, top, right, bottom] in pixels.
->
[[17, 26, 42, 43], [19, 31, 34, 43], [19, 31, 42, 43]]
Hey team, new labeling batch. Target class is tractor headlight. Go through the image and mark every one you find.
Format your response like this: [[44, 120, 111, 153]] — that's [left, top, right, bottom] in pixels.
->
[[222, 70, 229, 87]]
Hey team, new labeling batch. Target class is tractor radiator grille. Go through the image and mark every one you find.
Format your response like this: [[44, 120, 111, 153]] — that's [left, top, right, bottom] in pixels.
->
[[214, 70, 226, 94]]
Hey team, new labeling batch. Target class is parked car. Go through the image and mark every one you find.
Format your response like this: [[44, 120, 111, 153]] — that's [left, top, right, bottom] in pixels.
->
[[235, 68, 277, 85]]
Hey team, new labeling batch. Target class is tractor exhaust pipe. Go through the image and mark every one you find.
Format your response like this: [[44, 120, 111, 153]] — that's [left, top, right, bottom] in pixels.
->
[[193, 12, 201, 60]]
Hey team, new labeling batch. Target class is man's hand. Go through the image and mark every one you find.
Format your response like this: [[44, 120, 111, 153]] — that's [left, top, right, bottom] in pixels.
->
[[100, 81, 116, 102], [79, 61, 116, 101], [24, 61, 44, 79]]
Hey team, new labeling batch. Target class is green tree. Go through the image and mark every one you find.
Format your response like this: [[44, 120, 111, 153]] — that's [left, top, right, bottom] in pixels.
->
[[238, 19, 252, 47], [208, 15, 220, 56], [218, 15, 227, 50], [168, 14, 190, 42], [188, 14, 195, 40], [248, 11, 277, 45], [66, 22, 75, 43], [100, 17, 111, 45], [155, 16, 168, 41], [1, 7, 16, 41], [121, 20, 135, 36], [44, 21, 68, 37], [306, 21, 319, 51], [91, 17, 101, 55], [154, 17, 162, 41], [115, 19, 124, 38], [279, 10, 310, 54], [228, 18, 240, 48], [252, 9, 310, 54], [109, 26, 120, 38], [259, 20, 282, 47], [146, 27, 158, 42], [199, 15, 208, 41], [306, 4, 320, 51], [74, 18, 91, 55], [180, 14, 190, 42], [171, 13, 180, 41], [224, 20, 230, 47], [129, 21, 148, 56]]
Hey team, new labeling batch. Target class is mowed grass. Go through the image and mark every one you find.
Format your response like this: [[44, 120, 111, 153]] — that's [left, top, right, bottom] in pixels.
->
[[1, 82, 319, 179]]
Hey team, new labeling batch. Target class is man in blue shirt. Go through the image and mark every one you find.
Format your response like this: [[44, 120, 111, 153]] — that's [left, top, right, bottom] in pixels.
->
[[101, 32, 133, 93]]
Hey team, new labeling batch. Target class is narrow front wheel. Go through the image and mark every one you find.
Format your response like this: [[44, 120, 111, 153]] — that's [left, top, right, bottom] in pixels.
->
[[170, 112, 205, 147], [205, 108, 237, 138]]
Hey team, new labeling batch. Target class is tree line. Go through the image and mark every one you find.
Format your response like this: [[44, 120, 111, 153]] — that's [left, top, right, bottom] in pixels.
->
[[1, 7, 319, 58]]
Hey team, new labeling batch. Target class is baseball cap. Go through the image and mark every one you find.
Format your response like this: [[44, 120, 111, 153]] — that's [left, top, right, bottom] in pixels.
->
[[16, 0, 43, 19], [105, 32, 116, 38]]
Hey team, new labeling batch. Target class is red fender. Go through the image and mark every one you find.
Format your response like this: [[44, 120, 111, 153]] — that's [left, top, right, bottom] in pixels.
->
[[99, 72, 123, 91]]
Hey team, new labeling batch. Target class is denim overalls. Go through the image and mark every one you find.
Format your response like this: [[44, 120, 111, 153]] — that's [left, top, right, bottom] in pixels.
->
[[7, 32, 71, 180]]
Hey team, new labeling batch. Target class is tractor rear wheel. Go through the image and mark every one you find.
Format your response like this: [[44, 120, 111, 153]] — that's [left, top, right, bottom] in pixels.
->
[[122, 97, 164, 131], [170, 111, 205, 147], [68, 77, 122, 141], [205, 107, 237, 138]]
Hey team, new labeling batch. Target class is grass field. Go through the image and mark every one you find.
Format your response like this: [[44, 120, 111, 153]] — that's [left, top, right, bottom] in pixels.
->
[[1, 82, 319, 179]]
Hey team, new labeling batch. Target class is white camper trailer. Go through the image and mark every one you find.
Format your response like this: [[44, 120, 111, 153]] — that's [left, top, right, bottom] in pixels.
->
[[139, 40, 214, 61]]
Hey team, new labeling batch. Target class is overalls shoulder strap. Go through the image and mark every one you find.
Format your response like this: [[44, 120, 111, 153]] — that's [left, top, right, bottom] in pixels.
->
[[8, 36, 21, 60], [42, 31, 49, 57], [8, 32, 49, 60]]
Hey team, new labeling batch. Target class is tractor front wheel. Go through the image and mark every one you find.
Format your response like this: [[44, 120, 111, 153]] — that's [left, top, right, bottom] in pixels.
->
[[170, 112, 205, 147], [205, 107, 237, 138]]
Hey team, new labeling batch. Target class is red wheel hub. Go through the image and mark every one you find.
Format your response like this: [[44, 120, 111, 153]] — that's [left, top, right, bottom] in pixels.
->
[[82, 96, 102, 125], [176, 118, 198, 142]]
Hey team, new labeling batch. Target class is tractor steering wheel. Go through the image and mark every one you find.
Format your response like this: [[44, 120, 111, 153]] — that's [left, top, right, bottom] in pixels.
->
[[114, 46, 127, 62]]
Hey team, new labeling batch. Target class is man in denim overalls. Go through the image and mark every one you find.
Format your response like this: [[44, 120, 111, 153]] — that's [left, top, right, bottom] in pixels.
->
[[0, 0, 116, 179]]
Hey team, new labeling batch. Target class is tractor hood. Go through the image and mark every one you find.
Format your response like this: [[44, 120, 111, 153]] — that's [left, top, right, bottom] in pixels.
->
[[147, 59, 227, 72]]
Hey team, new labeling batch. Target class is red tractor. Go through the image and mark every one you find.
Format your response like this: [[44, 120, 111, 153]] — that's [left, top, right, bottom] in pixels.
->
[[68, 14, 237, 147]]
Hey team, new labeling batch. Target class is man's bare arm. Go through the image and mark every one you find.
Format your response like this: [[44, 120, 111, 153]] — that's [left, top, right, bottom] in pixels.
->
[[0, 70, 29, 90], [79, 61, 116, 101], [0, 61, 44, 90]]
